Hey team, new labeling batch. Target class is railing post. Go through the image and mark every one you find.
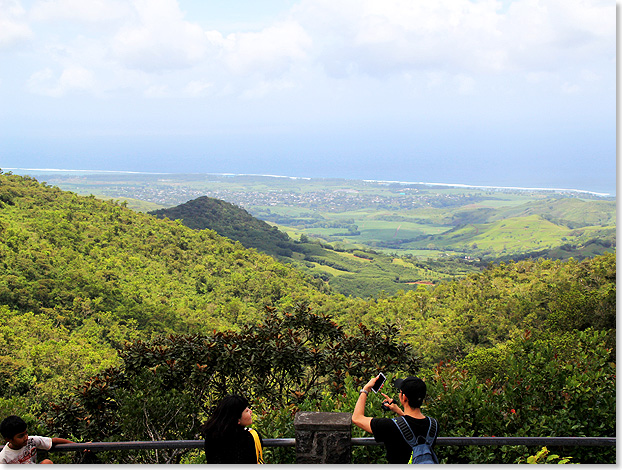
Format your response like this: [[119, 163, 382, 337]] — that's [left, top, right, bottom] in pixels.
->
[[294, 412, 352, 464]]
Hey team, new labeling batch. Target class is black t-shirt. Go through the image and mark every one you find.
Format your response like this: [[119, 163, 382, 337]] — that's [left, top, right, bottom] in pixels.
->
[[204, 427, 260, 464], [370, 415, 438, 464]]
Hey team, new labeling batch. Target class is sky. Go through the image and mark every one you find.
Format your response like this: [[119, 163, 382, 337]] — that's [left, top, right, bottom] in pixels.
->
[[0, 0, 617, 195]]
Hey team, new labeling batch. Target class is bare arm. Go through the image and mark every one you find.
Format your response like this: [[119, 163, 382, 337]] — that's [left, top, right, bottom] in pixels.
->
[[381, 392, 404, 416], [351, 377, 378, 434], [51, 438, 74, 447]]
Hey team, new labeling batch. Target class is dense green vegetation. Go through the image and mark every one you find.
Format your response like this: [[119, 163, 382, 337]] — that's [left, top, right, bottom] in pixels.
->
[[150, 196, 481, 297], [150, 196, 301, 258], [0, 172, 615, 464]]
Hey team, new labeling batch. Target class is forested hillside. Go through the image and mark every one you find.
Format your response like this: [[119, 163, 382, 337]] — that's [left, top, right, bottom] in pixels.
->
[[150, 196, 299, 258], [150, 196, 481, 297], [0, 172, 335, 402], [0, 172, 615, 464]]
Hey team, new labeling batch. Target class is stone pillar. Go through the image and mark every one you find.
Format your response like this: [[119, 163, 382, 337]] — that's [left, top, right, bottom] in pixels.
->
[[294, 412, 352, 464]]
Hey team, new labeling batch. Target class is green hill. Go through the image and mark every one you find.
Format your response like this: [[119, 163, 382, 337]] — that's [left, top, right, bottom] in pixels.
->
[[148, 194, 616, 297], [448, 197, 616, 227], [150, 196, 298, 258], [495, 197, 616, 228], [397, 200, 615, 259], [149, 196, 482, 297]]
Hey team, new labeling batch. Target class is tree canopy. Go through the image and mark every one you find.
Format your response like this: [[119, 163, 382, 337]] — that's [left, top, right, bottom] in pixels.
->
[[0, 172, 615, 464]]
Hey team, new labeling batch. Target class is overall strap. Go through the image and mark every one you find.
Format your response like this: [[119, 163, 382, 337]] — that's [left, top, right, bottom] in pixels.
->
[[393, 416, 435, 447], [393, 416, 417, 447], [425, 418, 438, 446], [247, 428, 264, 464]]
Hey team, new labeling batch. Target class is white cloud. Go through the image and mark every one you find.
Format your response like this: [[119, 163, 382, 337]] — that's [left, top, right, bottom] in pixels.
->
[[184, 80, 213, 97], [561, 82, 581, 94], [292, 0, 507, 76], [293, 0, 614, 78], [240, 78, 296, 100], [110, 0, 209, 71], [30, 0, 129, 23], [220, 20, 313, 76], [579, 70, 600, 82], [27, 65, 95, 96], [6, 0, 615, 101], [60, 66, 95, 90], [0, 0, 32, 48], [455, 74, 475, 95], [525, 71, 558, 84], [144, 84, 168, 97]]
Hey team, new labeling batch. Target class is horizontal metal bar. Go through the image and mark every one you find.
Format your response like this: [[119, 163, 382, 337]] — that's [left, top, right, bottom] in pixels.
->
[[38, 436, 614, 453], [353, 437, 617, 447], [42, 439, 296, 452], [53, 440, 205, 451], [435, 437, 616, 447]]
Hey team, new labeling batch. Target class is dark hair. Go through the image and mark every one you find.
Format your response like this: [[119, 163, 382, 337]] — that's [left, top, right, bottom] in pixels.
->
[[0, 415, 27, 440], [395, 377, 426, 408], [201, 395, 249, 438]]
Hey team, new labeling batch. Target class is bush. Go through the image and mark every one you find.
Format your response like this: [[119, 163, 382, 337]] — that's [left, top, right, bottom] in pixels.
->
[[424, 329, 615, 464]]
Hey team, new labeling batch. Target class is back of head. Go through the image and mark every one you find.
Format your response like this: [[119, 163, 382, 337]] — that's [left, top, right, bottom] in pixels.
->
[[395, 377, 426, 409], [202, 395, 250, 437], [0, 415, 27, 441]]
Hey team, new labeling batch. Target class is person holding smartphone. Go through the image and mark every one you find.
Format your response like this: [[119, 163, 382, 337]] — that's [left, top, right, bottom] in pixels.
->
[[352, 375, 439, 464]]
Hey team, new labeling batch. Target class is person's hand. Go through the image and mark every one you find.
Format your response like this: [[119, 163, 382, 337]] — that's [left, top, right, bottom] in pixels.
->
[[381, 393, 401, 414], [364, 376, 379, 392]]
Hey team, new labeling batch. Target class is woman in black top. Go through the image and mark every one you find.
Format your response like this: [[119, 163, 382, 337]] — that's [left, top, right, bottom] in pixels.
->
[[201, 395, 262, 464]]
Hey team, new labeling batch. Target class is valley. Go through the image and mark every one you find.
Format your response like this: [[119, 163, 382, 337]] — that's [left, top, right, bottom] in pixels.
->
[[17, 170, 615, 261]]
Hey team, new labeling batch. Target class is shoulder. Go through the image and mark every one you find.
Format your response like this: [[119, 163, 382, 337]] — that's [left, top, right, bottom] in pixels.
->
[[247, 428, 262, 442], [370, 417, 399, 440], [241, 428, 255, 439], [0, 440, 35, 464], [31, 436, 53, 450], [0, 444, 11, 461], [403, 416, 439, 444], [204, 428, 256, 464], [403, 415, 435, 430], [370, 416, 395, 428]]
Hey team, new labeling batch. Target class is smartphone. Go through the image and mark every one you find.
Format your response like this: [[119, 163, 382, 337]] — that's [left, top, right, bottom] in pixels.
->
[[371, 373, 386, 393]]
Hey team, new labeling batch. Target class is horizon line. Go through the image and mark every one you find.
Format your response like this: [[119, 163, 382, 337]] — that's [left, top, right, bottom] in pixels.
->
[[3, 167, 613, 197]]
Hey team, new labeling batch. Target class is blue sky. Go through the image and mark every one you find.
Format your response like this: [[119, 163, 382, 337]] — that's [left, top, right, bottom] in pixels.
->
[[0, 0, 616, 195]]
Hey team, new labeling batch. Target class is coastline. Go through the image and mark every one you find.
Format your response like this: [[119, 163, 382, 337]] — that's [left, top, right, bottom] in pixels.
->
[[4, 167, 614, 198]]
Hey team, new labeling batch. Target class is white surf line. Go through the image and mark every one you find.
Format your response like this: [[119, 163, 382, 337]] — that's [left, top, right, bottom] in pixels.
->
[[362, 179, 611, 197], [4, 168, 610, 197]]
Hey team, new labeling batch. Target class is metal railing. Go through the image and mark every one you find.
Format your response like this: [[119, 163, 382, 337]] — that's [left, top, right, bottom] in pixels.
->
[[45, 436, 614, 452]]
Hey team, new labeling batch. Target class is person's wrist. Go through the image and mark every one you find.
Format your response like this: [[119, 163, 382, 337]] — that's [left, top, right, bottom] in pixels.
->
[[359, 389, 369, 395]]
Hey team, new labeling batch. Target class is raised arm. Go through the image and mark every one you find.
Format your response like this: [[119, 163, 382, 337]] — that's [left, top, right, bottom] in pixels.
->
[[351, 377, 378, 434]]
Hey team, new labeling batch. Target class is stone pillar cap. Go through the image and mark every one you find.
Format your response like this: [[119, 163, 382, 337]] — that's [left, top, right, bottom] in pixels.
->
[[294, 412, 352, 430]]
